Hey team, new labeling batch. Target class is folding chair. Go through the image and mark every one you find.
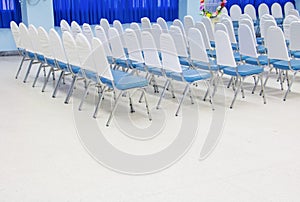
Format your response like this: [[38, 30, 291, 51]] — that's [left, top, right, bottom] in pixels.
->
[[113, 20, 126, 48], [130, 22, 142, 47], [201, 16, 215, 47], [157, 17, 168, 33], [289, 21, 300, 58], [173, 19, 187, 45], [94, 25, 113, 63], [284, 2, 295, 17], [151, 24, 162, 50], [184, 15, 195, 34], [71, 21, 82, 38], [141, 17, 152, 32], [258, 3, 270, 20], [229, 4, 242, 29], [100, 18, 110, 38], [195, 22, 215, 57], [60, 19, 71, 33], [244, 4, 258, 26], [82, 23, 94, 45], [271, 3, 284, 25], [283, 15, 299, 42]]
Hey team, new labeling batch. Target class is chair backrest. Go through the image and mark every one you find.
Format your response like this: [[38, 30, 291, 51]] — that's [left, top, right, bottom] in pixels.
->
[[152, 23, 162, 49], [157, 17, 168, 32], [283, 15, 299, 40], [60, 19, 71, 33], [82, 23, 94, 44], [173, 19, 186, 38], [201, 16, 215, 42], [71, 21, 82, 38], [188, 28, 209, 63], [267, 26, 290, 61], [10, 21, 21, 48], [244, 4, 257, 21], [220, 13, 232, 22], [100, 18, 110, 37], [195, 21, 212, 50], [94, 25, 112, 57], [289, 21, 300, 51], [28, 24, 41, 54], [221, 18, 237, 44], [221, 6, 228, 15], [260, 14, 276, 38], [284, 2, 295, 17], [113, 20, 126, 47], [169, 25, 188, 58], [263, 20, 277, 48], [214, 23, 228, 34], [19, 23, 33, 52], [271, 3, 283, 19], [91, 38, 113, 81], [108, 27, 127, 60], [288, 9, 300, 17], [184, 15, 195, 34], [238, 24, 258, 58], [230, 4, 242, 22], [124, 28, 144, 63], [258, 3, 270, 19], [160, 33, 182, 73], [239, 13, 252, 22], [76, 33, 93, 71], [38, 27, 53, 59], [141, 31, 162, 68], [239, 18, 256, 42], [48, 28, 68, 64], [141, 17, 152, 31], [215, 30, 236, 67], [62, 31, 81, 67], [130, 22, 142, 46]]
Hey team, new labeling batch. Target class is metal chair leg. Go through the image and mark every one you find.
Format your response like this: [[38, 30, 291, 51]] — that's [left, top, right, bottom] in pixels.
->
[[241, 78, 245, 98], [15, 56, 25, 79], [260, 74, 266, 104], [23, 60, 34, 83], [252, 76, 259, 94], [129, 94, 135, 113], [106, 91, 123, 126], [230, 78, 241, 109], [64, 75, 77, 104], [175, 84, 189, 116], [283, 71, 296, 101], [52, 71, 64, 98], [32, 63, 43, 88], [42, 68, 53, 92], [142, 89, 152, 121], [93, 87, 106, 118], [78, 81, 91, 111], [156, 80, 169, 110], [227, 77, 233, 88]]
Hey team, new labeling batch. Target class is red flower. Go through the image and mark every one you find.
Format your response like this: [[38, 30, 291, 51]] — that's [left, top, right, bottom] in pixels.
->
[[221, 2, 225, 7]]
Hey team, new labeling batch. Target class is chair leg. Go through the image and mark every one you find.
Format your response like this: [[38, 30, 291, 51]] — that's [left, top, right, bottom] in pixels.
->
[[93, 87, 106, 118], [241, 78, 245, 98], [52, 71, 64, 98], [42, 67, 53, 92], [23, 60, 34, 83], [175, 84, 189, 116], [227, 77, 233, 88], [283, 71, 297, 101], [106, 91, 123, 127], [208, 79, 215, 111], [15, 55, 26, 79], [252, 76, 259, 94], [142, 89, 152, 121], [230, 77, 241, 109], [64, 75, 77, 104], [278, 70, 284, 90], [129, 94, 135, 113], [78, 81, 91, 111], [32, 63, 43, 88], [189, 88, 194, 104], [260, 74, 267, 104], [156, 80, 169, 110], [168, 82, 176, 98]]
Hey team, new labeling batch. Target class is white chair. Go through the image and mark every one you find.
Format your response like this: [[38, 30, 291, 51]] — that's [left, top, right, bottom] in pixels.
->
[[221, 6, 228, 15], [215, 30, 266, 108], [184, 15, 195, 34], [108, 27, 128, 69], [229, 4, 242, 28], [283, 15, 299, 41], [151, 23, 162, 50], [220, 18, 238, 50], [258, 3, 270, 20], [173, 19, 187, 42], [284, 1, 295, 17], [169, 25, 189, 66], [259, 14, 276, 44], [60, 19, 71, 33], [141, 17, 152, 31], [130, 22, 142, 47], [267, 26, 300, 101], [91, 38, 151, 126], [157, 17, 168, 32], [220, 13, 232, 22], [271, 3, 283, 25], [159, 33, 212, 115], [288, 9, 300, 17], [100, 18, 110, 37], [289, 21, 300, 58], [244, 4, 258, 25], [82, 23, 94, 45], [113, 20, 126, 48], [195, 22, 212, 51], [94, 25, 112, 61], [71, 21, 82, 38], [201, 16, 215, 47]]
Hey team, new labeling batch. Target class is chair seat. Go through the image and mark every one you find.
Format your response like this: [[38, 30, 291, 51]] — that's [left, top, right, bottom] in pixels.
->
[[131, 62, 146, 71], [210, 41, 215, 48], [46, 58, 56, 67], [101, 70, 148, 90], [257, 45, 266, 54], [234, 52, 249, 61], [115, 58, 128, 67], [57, 61, 69, 70], [232, 43, 238, 51], [37, 54, 45, 62], [147, 66, 188, 77], [179, 57, 190, 66], [170, 69, 211, 83], [223, 64, 264, 76], [273, 60, 300, 71], [232, 21, 239, 28], [192, 59, 222, 71], [245, 55, 277, 65], [207, 49, 216, 57], [293, 51, 300, 58], [257, 37, 263, 45], [275, 18, 283, 25], [70, 65, 81, 74]]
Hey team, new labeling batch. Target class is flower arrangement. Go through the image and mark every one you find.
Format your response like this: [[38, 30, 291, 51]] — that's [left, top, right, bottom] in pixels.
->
[[200, 0, 227, 18]]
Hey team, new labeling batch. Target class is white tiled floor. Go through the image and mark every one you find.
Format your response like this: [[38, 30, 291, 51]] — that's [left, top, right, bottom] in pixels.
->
[[1, 56, 300, 201]]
